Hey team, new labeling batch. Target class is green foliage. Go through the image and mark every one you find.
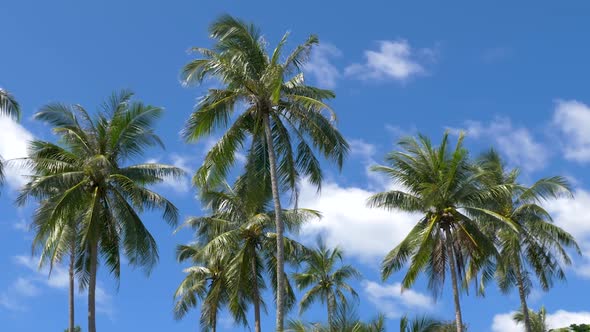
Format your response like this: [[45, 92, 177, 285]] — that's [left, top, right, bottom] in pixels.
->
[[286, 304, 385, 332], [181, 14, 348, 202], [64, 326, 82, 332], [20, 91, 182, 331], [0, 88, 20, 188], [473, 150, 580, 297], [293, 238, 361, 328], [514, 306, 548, 332], [0, 88, 20, 120], [173, 180, 320, 330]]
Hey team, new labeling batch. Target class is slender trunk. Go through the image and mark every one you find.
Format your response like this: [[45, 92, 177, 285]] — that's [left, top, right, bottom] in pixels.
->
[[327, 294, 334, 332], [446, 232, 464, 332], [515, 265, 532, 332], [263, 114, 285, 331], [88, 241, 98, 332], [211, 308, 217, 332], [251, 258, 261, 332], [69, 238, 75, 332]]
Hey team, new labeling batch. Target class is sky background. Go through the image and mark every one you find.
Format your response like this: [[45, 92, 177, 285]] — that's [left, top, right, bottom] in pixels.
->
[[2, 1, 590, 331]]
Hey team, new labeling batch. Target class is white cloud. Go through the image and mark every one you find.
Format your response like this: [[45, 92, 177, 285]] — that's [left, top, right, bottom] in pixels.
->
[[544, 189, 590, 278], [349, 139, 376, 160], [449, 117, 548, 172], [553, 100, 590, 162], [492, 309, 590, 332], [298, 179, 419, 263], [362, 280, 434, 318], [0, 116, 34, 189], [304, 43, 341, 89], [345, 40, 429, 81]]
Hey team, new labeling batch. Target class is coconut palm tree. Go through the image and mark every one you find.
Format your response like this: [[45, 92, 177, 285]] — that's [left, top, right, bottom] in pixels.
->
[[293, 239, 360, 329], [0, 88, 20, 188], [367, 133, 511, 332], [472, 151, 580, 332], [181, 15, 349, 329], [180, 181, 319, 332], [513, 306, 548, 332], [18, 90, 182, 332], [173, 243, 240, 332]]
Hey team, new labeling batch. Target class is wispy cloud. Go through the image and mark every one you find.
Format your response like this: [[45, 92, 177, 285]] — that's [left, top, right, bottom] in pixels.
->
[[304, 43, 341, 89], [6, 255, 114, 317], [345, 40, 433, 82], [448, 117, 549, 172], [362, 280, 434, 318]]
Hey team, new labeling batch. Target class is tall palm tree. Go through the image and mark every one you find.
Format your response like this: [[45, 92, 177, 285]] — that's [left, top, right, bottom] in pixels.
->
[[173, 243, 240, 332], [293, 239, 360, 329], [181, 15, 349, 330], [473, 151, 580, 332], [513, 306, 548, 332], [18, 90, 182, 332], [180, 181, 319, 332], [0, 88, 20, 188], [367, 133, 510, 332]]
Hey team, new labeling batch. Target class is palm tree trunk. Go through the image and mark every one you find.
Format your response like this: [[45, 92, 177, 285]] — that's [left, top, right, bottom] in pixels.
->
[[69, 238, 75, 332], [88, 241, 98, 332], [263, 114, 285, 331], [327, 294, 334, 332], [515, 266, 532, 332], [446, 234, 464, 332], [251, 258, 262, 332], [211, 309, 217, 332]]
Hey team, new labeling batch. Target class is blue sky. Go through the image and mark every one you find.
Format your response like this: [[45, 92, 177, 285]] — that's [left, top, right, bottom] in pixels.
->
[[2, 1, 590, 331]]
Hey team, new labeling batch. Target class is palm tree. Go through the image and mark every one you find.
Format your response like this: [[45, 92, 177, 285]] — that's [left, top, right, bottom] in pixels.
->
[[513, 306, 548, 332], [286, 304, 385, 332], [367, 133, 510, 332], [399, 315, 441, 332], [181, 15, 349, 330], [293, 239, 360, 329], [173, 243, 239, 332], [0, 88, 20, 188], [18, 90, 182, 332], [180, 181, 319, 332], [474, 151, 580, 332]]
